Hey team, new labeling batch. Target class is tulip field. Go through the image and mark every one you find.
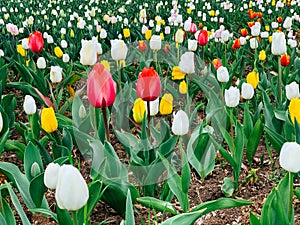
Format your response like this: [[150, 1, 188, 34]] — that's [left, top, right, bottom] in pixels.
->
[[1, 0, 300, 224]]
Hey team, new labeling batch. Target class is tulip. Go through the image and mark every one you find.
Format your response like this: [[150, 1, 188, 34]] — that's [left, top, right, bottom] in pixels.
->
[[28, 31, 44, 53], [172, 66, 186, 80], [221, 30, 230, 42], [250, 22, 261, 36], [249, 38, 258, 49], [232, 39, 241, 50], [21, 38, 29, 50], [279, 142, 300, 173], [50, 66, 63, 83], [37, 57, 46, 69], [55, 165, 89, 211], [179, 52, 195, 74], [259, 50, 266, 61], [136, 67, 161, 101], [44, 163, 61, 189], [143, 98, 159, 116], [145, 29, 152, 40], [188, 39, 197, 51], [111, 39, 128, 61], [138, 40, 147, 51], [17, 44, 26, 57], [62, 54, 70, 63], [283, 16, 292, 29], [280, 53, 290, 66], [23, 95, 36, 115], [277, 17, 283, 23], [80, 39, 98, 66], [54, 46, 63, 58], [212, 58, 222, 70], [41, 107, 58, 133], [246, 71, 259, 89], [123, 28, 130, 38], [217, 66, 229, 83], [286, 82, 300, 100], [240, 28, 248, 37], [241, 83, 254, 100], [0, 112, 3, 133], [149, 35, 162, 51], [197, 30, 208, 46], [183, 20, 191, 31], [190, 23, 197, 33], [179, 80, 187, 94], [132, 98, 146, 123], [172, 110, 189, 135], [225, 86, 240, 107], [289, 98, 300, 124], [271, 32, 286, 55], [160, 93, 173, 115], [87, 63, 117, 108], [60, 40, 68, 49], [175, 29, 185, 43]]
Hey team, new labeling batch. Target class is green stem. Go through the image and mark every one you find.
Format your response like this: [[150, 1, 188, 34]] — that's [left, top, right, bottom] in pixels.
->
[[185, 75, 190, 117], [278, 56, 282, 105], [101, 107, 110, 142], [72, 211, 78, 225], [177, 43, 180, 62], [230, 108, 235, 155], [153, 51, 158, 71], [202, 46, 204, 62], [147, 101, 151, 138], [288, 172, 294, 222], [117, 60, 122, 95]]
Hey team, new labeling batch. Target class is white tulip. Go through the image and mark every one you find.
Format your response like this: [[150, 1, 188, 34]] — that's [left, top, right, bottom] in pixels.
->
[[271, 32, 286, 55], [62, 54, 70, 63], [279, 142, 300, 173], [172, 110, 189, 135], [221, 30, 230, 42], [251, 22, 261, 36], [149, 35, 162, 51], [44, 163, 61, 189], [288, 39, 297, 48], [144, 98, 159, 116], [241, 83, 254, 100], [60, 40, 68, 48], [283, 16, 293, 29], [175, 29, 185, 43], [225, 86, 240, 107], [249, 38, 258, 49], [285, 82, 300, 100], [37, 57, 46, 69], [80, 39, 98, 66], [217, 66, 229, 82], [179, 52, 195, 74], [100, 29, 107, 39], [23, 95, 36, 115], [0, 112, 3, 132], [188, 39, 197, 51], [47, 35, 54, 44], [50, 66, 63, 83], [111, 39, 128, 61], [21, 38, 29, 50], [55, 165, 89, 211]]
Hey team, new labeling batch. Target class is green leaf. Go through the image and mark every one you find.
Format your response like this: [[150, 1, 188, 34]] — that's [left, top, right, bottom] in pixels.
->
[[5, 182, 31, 225], [56, 206, 72, 225], [0, 213, 8, 225], [137, 197, 178, 215], [0, 197, 15, 225], [29, 173, 47, 208], [246, 119, 264, 166], [243, 102, 253, 138], [24, 142, 44, 181], [250, 212, 261, 225], [161, 209, 206, 225], [221, 177, 235, 197], [29, 208, 58, 222], [125, 189, 135, 225]]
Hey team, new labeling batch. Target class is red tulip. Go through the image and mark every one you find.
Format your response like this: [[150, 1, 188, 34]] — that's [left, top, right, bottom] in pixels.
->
[[28, 31, 44, 53], [232, 39, 241, 50], [248, 22, 255, 28], [190, 23, 197, 34], [138, 40, 147, 51], [280, 54, 291, 67], [212, 59, 222, 70], [198, 30, 208, 46], [136, 67, 161, 101], [87, 63, 117, 108], [257, 12, 263, 18], [240, 28, 248, 37], [277, 17, 283, 23]]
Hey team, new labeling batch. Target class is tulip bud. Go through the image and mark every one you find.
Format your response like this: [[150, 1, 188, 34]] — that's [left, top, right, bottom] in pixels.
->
[[23, 95, 36, 115], [241, 83, 254, 100], [44, 162, 60, 189], [111, 39, 128, 61], [132, 98, 146, 123], [41, 107, 58, 133], [171, 110, 189, 136], [279, 142, 300, 173], [280, 53, 290, 67], [54, 46, 63, 58], [50, 66, 63, 83], [285, 82, 300, 100], [225, 86, 240, 107], [179, 52, 195, 74], [37, 57, 46, 69], [259, 50, 266, 61], [216, 66, 229, 82], [79, 104, 87, 119], [179, 80, 187, 94], [149, 35, 162, 50], [271, 32, 286, 55], [159, 93, 173, 115], [30, 162, 41, 178], [55, 165, 89, 211], [0, 112, 3, 133]]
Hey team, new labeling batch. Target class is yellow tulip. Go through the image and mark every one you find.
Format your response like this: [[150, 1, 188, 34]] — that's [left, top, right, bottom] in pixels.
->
[[132, 98, 146, 123], [54, 46, 63, 58], [70, 29, 75, 38], [145, 30, 152, 40], [187, 8, 192, 14], [268, 36, 272, 43], [179, 80, 187, 94], [289, 98, 300, 124], [123, 28, 130, 38], [160, 94, 173, 115], [259, 50, 266, 61], [172, 66, 186, 80], [17, 44, 26, 57], [41, 107, 58, 133], [246, 71, 259, 89], [209, 10, 215, 17], [265, 26, 270, 31], [101, 60, 110, 71], [160, 32, 164, 41], [26, 60, 30, 67]]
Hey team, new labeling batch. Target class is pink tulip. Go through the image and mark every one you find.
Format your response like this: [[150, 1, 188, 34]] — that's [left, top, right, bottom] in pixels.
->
[[87, 63, 117, 108]]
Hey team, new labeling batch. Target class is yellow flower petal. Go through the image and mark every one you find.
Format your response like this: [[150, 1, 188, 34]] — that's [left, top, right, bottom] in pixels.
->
[[41, 107, 58, 133], [246, 71, 259, 89], [160, 93, 173, 115], [132, 98, 146, 123], [289, 98, 300, 124]]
